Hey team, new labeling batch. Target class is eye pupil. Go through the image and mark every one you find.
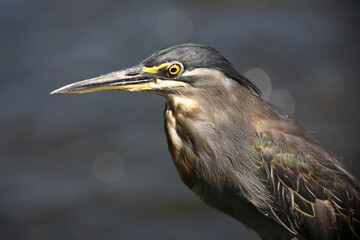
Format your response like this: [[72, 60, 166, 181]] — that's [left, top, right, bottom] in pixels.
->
[[170, 67, 177, 73]]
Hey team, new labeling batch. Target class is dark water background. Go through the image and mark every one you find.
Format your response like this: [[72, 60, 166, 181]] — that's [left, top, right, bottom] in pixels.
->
[[1, 0, 360, 239]]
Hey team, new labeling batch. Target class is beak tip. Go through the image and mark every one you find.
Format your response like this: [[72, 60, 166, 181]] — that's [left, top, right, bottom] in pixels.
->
[[50, 89, 60, 95], [50, 87, 68, 95]]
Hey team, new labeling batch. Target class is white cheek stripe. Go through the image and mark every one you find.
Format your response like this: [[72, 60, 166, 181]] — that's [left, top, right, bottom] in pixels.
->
[[181, 68, 225, 78]]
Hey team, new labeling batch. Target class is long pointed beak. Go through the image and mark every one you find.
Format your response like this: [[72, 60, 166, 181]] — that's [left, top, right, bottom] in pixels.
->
[[51, 65, 159, 94]]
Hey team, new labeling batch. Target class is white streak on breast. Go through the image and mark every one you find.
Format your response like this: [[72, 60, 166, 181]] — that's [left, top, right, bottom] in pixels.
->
[[165, 109, 183, 159], [172, 96, 193, 105], [168, 95, 200, 114]]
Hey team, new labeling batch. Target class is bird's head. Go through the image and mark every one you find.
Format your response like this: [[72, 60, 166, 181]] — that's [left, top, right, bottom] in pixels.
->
[[51, 44, 261, 98]]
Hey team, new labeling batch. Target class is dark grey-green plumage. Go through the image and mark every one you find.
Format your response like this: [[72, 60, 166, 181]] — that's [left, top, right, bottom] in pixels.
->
[[52, 44, 360, 240]]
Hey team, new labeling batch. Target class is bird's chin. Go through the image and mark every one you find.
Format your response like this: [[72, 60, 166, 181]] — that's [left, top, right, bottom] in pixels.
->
[[142, 80, 191, 97]]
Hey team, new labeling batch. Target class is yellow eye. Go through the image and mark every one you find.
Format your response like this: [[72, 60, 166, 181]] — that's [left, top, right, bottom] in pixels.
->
[[168, 64, 181, 75]]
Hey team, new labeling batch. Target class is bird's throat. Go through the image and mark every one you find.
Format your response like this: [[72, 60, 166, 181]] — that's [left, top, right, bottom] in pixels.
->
[[163, 95, 201, 188], [167, 95, 200, 115]]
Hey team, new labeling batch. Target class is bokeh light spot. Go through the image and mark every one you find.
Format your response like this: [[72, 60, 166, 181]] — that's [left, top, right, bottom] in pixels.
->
[[156, 10, 193, 45], [268, 89, 296, 115], [93, 152, 126, 183], [244, 68, 272, 98]]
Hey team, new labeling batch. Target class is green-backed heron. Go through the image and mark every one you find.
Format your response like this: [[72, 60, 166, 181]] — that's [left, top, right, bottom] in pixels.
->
[[52, 44, 360, 240]]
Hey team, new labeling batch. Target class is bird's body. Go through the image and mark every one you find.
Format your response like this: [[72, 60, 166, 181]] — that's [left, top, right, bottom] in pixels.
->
[[52, 44, 360, 240], [163, 82, 295, 240]]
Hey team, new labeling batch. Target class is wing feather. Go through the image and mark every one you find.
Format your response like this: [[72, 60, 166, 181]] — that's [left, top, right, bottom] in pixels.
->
[[253, 133, 360, 240]]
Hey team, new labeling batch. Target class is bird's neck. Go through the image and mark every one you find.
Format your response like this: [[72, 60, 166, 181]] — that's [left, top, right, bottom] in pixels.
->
[[163, 87, 258, 189], [163, 94, 201, 188]]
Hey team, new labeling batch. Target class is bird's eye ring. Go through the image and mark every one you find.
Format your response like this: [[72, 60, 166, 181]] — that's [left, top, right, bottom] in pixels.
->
[[168, 64, 181, 75]]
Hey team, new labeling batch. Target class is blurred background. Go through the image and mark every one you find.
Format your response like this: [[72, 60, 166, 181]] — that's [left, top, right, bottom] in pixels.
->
[[1, 0, 360, 239]]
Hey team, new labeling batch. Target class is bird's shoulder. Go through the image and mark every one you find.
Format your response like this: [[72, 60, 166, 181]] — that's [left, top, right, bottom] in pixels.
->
[[251, 101, 360, 239]]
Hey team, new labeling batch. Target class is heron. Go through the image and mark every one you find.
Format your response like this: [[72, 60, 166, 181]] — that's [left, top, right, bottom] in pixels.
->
[[51, 43, 360, 240]]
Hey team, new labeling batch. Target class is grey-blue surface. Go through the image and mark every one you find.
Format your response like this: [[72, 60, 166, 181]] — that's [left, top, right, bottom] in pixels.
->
[[1, 0, 359, 239]]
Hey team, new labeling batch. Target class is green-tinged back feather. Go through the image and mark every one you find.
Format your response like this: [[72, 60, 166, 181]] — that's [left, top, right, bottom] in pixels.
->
[[253, 133, 360, 240]]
